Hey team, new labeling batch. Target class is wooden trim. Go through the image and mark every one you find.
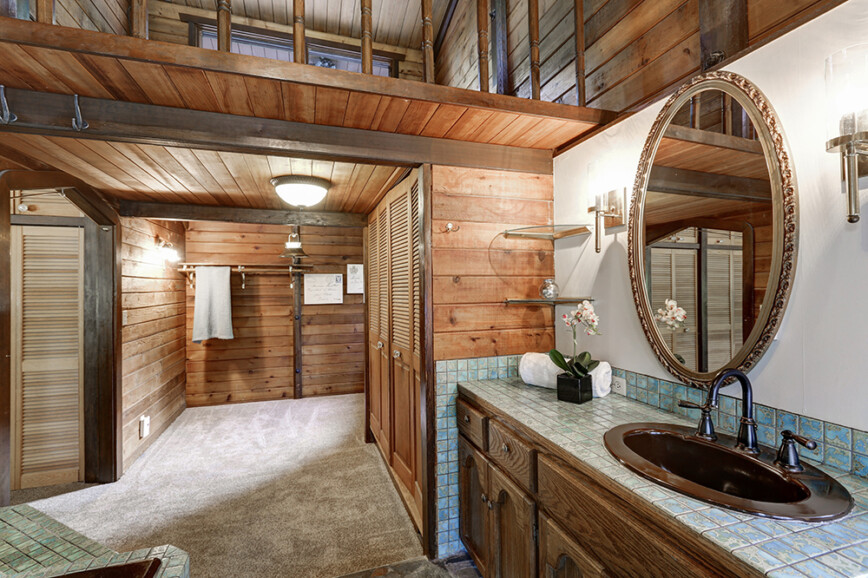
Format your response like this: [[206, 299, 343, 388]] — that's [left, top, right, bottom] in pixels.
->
[[35, 0, 53, 24], [434, 0, 459, 58], [477, 0, 490, 93], [130, 0, 147, 39], [360, 0, 373, 74], [363, 227, 373, 443], [293, 0, 305, 64], [0, 172, 10, 506], [421, 0, 435, 83], [528, 0, 541, 100], [0, 88, 554, 174], [217, 0, 231, 52], [293, 278, 303, 398], [574, 0, 585, 106], [419, 163, 436, 557], [10, 215, 86, 227], [120, 200, 369, 227]]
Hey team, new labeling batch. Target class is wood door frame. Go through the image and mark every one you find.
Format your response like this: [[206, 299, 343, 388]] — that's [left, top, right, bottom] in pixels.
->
[[419, 164, 436, 556], [0, 170, 122, 505]]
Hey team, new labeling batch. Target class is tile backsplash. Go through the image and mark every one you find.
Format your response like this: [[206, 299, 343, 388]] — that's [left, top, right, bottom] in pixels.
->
[[431, 356, 868, 558]]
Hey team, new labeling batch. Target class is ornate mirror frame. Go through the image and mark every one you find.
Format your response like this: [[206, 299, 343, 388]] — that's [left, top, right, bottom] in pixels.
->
[[628, 71, 798, 387]]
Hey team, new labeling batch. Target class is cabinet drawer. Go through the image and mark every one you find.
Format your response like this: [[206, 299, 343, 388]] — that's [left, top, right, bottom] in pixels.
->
[[488, 419, 535, 493], [457, 399, 487, 450]]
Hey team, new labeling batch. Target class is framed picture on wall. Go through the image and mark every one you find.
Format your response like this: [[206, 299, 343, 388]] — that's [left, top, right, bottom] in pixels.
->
[[304, 274, 344, 305], [347, 264, 364, 294]]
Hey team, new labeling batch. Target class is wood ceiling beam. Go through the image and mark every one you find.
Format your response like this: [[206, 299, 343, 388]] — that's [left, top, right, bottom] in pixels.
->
[[0, 18, 611, 125], [663, 124, 764, 154], [0, 87, 553, 174], [648, 165, 771, 203], [119, 200, 367, 227]]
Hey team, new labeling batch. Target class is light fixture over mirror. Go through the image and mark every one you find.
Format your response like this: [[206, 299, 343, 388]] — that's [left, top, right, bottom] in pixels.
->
[[271, 175, 330, 207], [825, 44, 868, 223], [628, 71, 798, 387]]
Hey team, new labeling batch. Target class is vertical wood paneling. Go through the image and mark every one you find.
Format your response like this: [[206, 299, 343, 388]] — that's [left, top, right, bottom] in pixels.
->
[[430, 165, 554, 360], [184, 221, 295, 406], [121, 217, 186, 472]]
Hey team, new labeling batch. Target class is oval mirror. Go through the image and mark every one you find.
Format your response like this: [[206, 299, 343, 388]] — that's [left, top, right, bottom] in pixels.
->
[[628, 72, 798, 387]]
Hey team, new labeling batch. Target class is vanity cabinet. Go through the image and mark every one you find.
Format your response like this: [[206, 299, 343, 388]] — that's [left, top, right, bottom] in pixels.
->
[[458, 434, 537, 578], [457, 391, 762, 578]]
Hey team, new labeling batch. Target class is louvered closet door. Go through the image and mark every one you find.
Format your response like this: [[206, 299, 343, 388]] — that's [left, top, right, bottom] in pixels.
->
[[367, 220, 384, 443], [11, 226, 84, 490], [389, 180, 416, 495], [377, 202, 392, 457], [650, 247, 698, 371], [410, 178, 424, 516]]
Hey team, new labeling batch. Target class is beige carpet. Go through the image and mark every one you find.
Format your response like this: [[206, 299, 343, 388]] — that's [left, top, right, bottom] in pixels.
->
[[15, 394, 423, 577]]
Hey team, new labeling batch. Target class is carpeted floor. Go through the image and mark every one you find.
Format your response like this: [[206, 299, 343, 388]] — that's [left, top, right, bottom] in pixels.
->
[[14, 393, 423, 577]]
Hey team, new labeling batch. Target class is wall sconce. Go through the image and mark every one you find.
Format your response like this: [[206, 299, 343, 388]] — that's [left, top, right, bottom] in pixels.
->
[[825, 44, 868, 223], [590, 188, 627, 253], [155, 237, 179, 262], [280, 227, 308, 259]]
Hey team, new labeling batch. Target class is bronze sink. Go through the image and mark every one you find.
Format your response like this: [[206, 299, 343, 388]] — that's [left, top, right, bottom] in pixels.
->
[[604, 423, 854, 521]]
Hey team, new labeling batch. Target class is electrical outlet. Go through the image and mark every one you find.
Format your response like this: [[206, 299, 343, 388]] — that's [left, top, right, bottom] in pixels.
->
[[139, 415, 151, 439], [612, 376, 626, 396]]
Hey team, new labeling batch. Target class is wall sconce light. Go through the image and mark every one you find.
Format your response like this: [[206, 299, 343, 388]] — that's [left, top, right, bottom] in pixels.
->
[[825, 44, 868, 223], [590, 188, 627, 253], [155, 237, 180, 262], [271, 175, 330, 207], [280, 227, 308, 259]]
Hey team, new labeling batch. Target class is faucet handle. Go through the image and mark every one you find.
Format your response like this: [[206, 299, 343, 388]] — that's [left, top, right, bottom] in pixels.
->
[[775, 430, 817, 472], [678, 399, 717, 441]]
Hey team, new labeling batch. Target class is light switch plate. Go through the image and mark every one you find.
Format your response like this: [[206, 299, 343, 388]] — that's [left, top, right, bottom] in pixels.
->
[[612, 376, 626, 396]]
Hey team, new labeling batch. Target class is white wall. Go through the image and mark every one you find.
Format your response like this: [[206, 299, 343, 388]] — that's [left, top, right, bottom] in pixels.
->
[[553, 0, 868, 432]]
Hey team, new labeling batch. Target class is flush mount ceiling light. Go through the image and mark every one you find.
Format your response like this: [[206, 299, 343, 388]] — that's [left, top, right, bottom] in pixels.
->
[[270, 175, 330, 207]]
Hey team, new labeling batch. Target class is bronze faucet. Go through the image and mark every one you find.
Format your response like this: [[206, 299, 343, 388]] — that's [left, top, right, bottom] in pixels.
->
[[679, 368, 758, 453]]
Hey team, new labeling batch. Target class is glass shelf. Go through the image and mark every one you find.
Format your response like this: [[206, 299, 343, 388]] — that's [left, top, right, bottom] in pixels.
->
[[505, 298, 593, 304], [502, 224, 593, 240]]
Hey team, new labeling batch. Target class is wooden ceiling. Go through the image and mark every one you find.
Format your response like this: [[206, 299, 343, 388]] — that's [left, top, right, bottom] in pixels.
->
[[166, 0, 449, 49], [1, 133, 404, 213], [0, 20, 610, 152]]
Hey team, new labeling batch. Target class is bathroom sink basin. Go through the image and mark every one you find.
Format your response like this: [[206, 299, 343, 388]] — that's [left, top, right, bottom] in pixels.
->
[[604, 423, 853, 521]]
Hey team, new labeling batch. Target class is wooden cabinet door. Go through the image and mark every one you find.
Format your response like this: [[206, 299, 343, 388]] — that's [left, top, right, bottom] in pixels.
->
[[366, 220, 384, 443], [539, 511, 607, 578], [376, 201, 391, 457], [388, 183, 416, 496], [458, 435, 490, 577], [489, 464, 536, 578]]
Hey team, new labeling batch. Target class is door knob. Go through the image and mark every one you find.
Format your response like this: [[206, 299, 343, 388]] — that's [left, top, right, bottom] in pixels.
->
[[463, 415, 470, 423], [393, 350, 401, 358], [376, 341, 384, 349], [501, 443, 510, 454]]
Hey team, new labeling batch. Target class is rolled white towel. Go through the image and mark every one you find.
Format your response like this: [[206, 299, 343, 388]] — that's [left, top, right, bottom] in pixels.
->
[[519, 352, 561, 389], [590, 361, 612, 398]]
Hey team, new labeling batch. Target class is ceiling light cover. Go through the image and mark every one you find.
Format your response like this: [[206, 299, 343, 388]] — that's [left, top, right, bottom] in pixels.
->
[[271, 176, 330, 207]]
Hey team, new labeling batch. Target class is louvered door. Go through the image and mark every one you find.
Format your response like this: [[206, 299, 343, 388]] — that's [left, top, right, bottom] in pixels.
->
[[650, 247, 698, 370], [377, 201, 392, 457], [11, 226, 84, 490], [389, 179, 416, 496], [367, 219, 384, 444], [410, 179, 424, 516]]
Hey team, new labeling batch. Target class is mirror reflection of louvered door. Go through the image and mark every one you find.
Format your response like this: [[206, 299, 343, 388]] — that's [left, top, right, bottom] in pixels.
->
[[10, 226, 84, 490]]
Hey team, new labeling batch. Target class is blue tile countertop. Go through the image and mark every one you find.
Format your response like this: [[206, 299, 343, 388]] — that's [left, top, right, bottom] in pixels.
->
[[458, 378, 868, 578]]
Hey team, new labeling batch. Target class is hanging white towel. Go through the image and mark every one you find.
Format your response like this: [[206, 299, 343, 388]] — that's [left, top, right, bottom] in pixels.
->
[[519, 352, 561, 389], [192, 266, 234, 343]]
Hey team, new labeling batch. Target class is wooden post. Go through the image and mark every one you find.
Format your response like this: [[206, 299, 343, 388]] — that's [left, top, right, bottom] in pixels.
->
[[491, 0, 508, 94], [573, 0, 585, 106], [477, 0, 490, 92], [217, 0, 231, 52], [293, 272, 303, 398], [698, 0, 747, 70], [528, 0, 541, 99], [421, 0, 435, 83], [130, 0, 147, 39], [293, 0, 306, 64], [361, 0, 373, 74], [35, 0, 54, 23]]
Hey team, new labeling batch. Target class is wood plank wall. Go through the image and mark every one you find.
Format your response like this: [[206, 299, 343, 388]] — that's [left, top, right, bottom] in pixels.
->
[[121, 217, 186, 472], [436, 0, 835, 111], [149, 0, 425, 81], [299, 226, 366, 397], [184, 221, 365, 405], [53, 0, 128, 35], [430, 165, 555, 360], [184, 221, 295, 406]]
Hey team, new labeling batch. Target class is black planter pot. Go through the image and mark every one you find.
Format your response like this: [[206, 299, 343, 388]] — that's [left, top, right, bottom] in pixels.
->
[[556, 373, 593, 405]]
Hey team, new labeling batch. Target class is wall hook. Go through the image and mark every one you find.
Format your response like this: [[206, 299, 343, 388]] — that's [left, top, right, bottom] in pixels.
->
[[72, 94, 89, 131], [0, 86, 17, 125], [239, 266, 246, 290], [443, 222, 460, 233]]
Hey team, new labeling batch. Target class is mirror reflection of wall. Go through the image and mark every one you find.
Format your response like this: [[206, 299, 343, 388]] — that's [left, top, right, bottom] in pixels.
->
[[642, 87, 774, 375]]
